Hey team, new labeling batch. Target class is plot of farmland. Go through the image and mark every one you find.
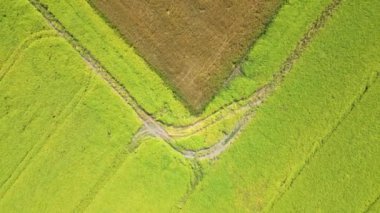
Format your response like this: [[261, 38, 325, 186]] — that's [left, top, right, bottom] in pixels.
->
[[91, 0, 283, 111], [1, 0, 379, 212]]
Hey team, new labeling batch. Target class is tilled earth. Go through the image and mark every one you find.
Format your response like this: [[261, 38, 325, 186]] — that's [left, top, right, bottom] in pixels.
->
[[91, 0, 282, 112]]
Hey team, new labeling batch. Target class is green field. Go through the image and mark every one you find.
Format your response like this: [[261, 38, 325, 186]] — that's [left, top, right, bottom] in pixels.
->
[[0, 0, 379, 212]]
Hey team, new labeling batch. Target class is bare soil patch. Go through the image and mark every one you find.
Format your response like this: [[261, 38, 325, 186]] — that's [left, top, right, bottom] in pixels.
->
[[91, 0, 282, 112]]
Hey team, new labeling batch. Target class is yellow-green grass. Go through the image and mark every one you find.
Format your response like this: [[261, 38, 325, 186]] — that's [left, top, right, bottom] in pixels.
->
[[0, 34, 143, 211], [270, 75, 380, 212], [182, 0, 380, 211], [0, 36, 88, 186], [86, 137, 193, 212], [38, 0, 331, 125], [0, 0, 146, 210]]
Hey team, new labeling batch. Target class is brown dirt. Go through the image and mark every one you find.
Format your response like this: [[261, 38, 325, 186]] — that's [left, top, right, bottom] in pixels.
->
[[90, 0, 282, 112]]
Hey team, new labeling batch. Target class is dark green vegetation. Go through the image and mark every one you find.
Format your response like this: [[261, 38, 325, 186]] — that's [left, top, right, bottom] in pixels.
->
[[0, 0, 379, 212]]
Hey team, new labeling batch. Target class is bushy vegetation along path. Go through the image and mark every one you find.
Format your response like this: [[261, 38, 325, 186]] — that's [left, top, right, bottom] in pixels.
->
[[27, 0, 343, 162]]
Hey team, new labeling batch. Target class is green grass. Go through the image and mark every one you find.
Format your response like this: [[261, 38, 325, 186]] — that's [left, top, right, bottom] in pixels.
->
[[182, 0, 380, 211], [86, 137, 193, 212], [270, 75, 380, 212]]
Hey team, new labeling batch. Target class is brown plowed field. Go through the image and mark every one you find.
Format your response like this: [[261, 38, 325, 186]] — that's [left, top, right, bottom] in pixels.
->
[[91, 0, 282, 112]]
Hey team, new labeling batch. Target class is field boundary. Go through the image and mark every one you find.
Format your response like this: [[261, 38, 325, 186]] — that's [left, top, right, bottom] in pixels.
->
[[27, 0, 343, 161]]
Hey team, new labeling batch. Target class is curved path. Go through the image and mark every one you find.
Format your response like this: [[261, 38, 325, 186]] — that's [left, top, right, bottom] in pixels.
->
[[0, 30, 57, 81], [28, 0, 342, 161]]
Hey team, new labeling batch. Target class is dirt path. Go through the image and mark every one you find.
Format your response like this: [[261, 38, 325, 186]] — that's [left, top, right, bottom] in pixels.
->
[[28, 0, 342, 163]]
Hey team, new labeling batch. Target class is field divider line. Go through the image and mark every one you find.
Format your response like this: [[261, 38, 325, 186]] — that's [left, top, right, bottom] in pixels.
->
[[265, 71, 379, 212], [0, 73, 94, 202]]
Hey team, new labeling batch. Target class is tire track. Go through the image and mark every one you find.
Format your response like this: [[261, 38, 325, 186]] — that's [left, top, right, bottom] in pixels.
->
[[364, 193, 380, 213], [265, 71, 379, 212], [0, 30, 57, 82], [0, 72, 94, 202], [73, 132, 145, 212]]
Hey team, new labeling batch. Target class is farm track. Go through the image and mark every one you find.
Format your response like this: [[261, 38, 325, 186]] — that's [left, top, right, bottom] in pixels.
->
[[28, 0, 341, 161], [0, 68, 94, 201], [265, 71, 380, 211]]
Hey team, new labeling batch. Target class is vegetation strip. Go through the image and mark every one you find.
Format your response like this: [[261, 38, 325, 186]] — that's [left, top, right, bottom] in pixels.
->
[[175, 159, 204, 210]]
